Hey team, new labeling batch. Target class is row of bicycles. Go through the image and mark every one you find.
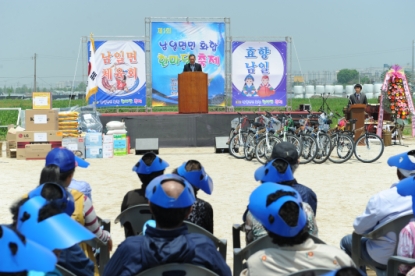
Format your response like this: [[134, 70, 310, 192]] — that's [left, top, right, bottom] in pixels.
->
[[228, 111, 384, 164]]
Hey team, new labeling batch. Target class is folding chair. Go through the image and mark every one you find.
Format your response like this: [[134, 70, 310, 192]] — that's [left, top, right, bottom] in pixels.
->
[[85, 218, 111, 276], [288, 268, 333, 276], [114, 204, 152, 236], [351, 213, 413, 273], [136, 263, 219, 276], [386, 256, 415, 276], [183, 221, 227, 261]]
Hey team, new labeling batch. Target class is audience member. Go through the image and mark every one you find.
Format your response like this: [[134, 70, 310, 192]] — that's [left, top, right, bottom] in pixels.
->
[[69, 178, 93, 201], [322, 267, 364, 276], [340, 150, 415, 273], [244, 158, 318, 244], [172, 160, 214, 233], [271, 142, 318, 214], [104, 174, 231, 276], [120, 152, 168, 237], [241, 183, 354, 275]]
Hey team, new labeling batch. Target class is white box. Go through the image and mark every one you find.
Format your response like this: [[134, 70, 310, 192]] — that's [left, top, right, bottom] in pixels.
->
[[103, 134, 114, 144]]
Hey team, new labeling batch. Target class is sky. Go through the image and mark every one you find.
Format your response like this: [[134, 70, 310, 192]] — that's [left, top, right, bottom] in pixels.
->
[[0, 0, 414, 89]]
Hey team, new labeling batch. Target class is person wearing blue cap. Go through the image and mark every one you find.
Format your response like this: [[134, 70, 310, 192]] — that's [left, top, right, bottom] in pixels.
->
[[173, 160, 214, 233], [241, 183, 354, 275], [340, 150, 415, 274], [243, 159, 318, 244], [120, 152, 169, 237], [0, 225, 57, 275], [104, 174, 231, 276]]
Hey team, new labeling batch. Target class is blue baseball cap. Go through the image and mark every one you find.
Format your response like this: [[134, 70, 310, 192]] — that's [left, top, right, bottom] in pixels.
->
[[0, 225, 57, 273], [248, 182, 306, 237], [396, 176, 415, 217], [17, 196, 95, 251], [388, 150, 415, 178], [133, 152, 169, 174], [145, 174, 195, 208], [254, 159, 294, 183], [28, 182, 75, 216], [46, 148, 90, 173], [177, 161, 213, 195]]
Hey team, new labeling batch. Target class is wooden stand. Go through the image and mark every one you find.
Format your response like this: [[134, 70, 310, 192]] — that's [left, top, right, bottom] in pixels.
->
[[348, 104, 367, 141], [178, 72, 208, 114]]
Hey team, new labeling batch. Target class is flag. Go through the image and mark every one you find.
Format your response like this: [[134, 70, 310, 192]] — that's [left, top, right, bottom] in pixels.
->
[[86, 37, 98, 103]]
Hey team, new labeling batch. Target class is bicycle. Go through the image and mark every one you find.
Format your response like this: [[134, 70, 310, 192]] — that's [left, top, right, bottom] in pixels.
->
[[311, 113, 332, 164], [254, 112, 282, 164], [328, 115, 354, 164], [228, 113, 250, 159], [352, 119, 384, 163]]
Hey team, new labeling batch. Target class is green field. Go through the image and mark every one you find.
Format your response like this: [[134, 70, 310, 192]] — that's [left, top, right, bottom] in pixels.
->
[[0, 97, 410, 139]]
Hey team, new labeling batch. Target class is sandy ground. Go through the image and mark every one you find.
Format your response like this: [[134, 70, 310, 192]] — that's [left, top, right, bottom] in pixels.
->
[[1, 140, 415, 270]]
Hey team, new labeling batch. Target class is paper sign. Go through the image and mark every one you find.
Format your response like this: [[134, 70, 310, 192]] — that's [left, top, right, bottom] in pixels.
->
[[90, 136, 98, 143], [83, 114, 93, 120], [34, 114, 47, 124], [34, 97, 48, 106], [66, 144, 78, 151], [90, 148, 99, 155], [34, 133, 47, 142]]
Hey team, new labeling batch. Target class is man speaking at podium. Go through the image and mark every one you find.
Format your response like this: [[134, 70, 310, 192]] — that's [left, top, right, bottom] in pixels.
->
[[183, 54, 203, 72], [348, 84, 368, 108]]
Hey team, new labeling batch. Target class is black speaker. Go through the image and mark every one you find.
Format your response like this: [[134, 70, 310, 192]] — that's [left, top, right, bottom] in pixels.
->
[[214, 136, 229, 153], [135, 138, 159, 155]]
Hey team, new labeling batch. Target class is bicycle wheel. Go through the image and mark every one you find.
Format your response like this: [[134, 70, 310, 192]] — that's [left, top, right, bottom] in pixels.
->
[[285, 134, 302, 157], [328, 134, 354, 163], [255, 136, 281, 164], [313, 133, 332, 164], [299, 134, 317, 164], [354, 133, 384, 163], [229, 132, 248, 159], [244, 133, 256, 161]]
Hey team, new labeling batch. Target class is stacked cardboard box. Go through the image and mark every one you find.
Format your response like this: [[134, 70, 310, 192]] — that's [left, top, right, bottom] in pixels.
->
[[6, 125, 23, 158], [103, 135, 113, 158], [16, 130, 62, 160], [113, 134, 128, 156], [62, 137, 86, 159], [85, 133, 103, 158]]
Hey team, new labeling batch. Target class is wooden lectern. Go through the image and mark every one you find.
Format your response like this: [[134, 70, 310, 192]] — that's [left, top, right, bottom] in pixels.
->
[[178, 72, 208, 114], [348, 104, 367, 141]]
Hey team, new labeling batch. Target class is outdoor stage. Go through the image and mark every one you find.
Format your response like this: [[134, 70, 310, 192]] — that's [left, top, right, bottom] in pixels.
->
[[100, 111, 319, 148]]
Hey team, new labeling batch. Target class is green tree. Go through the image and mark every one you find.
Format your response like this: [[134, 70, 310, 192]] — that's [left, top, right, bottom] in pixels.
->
[[360, 76, 371, 84], [337, 69, 359, 85], [77, 82, 86, 91]]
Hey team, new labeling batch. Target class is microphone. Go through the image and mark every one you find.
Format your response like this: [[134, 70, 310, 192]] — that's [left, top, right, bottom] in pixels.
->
[[347, 95, 352, 107]]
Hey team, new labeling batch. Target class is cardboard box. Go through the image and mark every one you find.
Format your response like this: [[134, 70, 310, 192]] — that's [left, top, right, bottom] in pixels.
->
[[113, 148, 127, 156], [25, 144, 51, 160], [16, 131, 63, 143], [103, 143, 113, 159], [7, 141, 17, 150], [8, 149, 16, 158], [86, 146, 103, 158], [32, 92, 52, 109], [6, 125, 24, 141], [62, 137, 86, 159], [103, 135, 114, 144], [25, 109, 59, 131], [85, 133, 103, 147], [113, 139, 127, 149]]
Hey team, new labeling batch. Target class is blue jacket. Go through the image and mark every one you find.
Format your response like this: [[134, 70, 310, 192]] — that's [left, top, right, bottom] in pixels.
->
[[103, 225, 231, 276], [292, 181, 318, 216], [58, 244, 94, 276]]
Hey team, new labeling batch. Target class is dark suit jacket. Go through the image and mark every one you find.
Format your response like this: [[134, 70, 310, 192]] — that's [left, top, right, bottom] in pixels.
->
[[183, 63, 202, 72], [348, 92, 368, 107]]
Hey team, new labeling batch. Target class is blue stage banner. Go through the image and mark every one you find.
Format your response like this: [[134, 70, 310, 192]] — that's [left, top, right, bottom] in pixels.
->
[[87, 40, 146, 107], [151, 22, 225, 106], [232, 41, 287, 107]]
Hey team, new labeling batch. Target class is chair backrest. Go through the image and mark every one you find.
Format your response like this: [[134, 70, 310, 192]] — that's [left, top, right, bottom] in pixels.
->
[[136, 263, 219, 276], [114, 204, 152, 236], [85, 217, 111, 275], [287, 268, 333, 276], [56, 264, 77, 276], [233, 235, 325, 276], [183, 221, 227, 261]]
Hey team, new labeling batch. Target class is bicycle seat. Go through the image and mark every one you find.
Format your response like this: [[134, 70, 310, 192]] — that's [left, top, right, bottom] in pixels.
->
[[349, 119, 357, 123], [253, 122, 264, 127]]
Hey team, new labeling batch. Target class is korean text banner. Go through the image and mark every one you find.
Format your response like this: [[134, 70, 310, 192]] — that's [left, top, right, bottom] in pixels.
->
[[151, 22, 225, 106], [87, 40, 146, 107], [232, 41, 287, 107]]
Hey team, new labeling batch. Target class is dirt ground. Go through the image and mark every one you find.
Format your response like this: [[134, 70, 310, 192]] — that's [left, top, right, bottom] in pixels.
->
[[1, 139, 414, 271]]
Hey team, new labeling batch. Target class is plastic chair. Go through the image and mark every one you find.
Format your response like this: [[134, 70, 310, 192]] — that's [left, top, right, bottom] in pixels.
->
[[136, 263, 219, 276], [183, 221, 227, 261], [232, 223, 325, 276], [351, 214, 413, 271], [386, 256, 415, 276], [85, 217, 111, 276], [56, 264, 77, 276], [288, 268, 333, 276], [114, 204, 152, 236]]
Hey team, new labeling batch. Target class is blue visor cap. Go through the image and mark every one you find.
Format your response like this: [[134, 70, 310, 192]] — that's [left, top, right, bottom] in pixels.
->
[[396, 176, 415, 216], [17, 196, 95, 251], [133, 154, 169, 174], [0, 225, 57, 273], [254, 159, 294, 182], [28, 183, 75, 216], [145, 174, 196, 208], [177, 162, 213, 195], [388, 150, 415, 170], [248, 182, 306, 237]]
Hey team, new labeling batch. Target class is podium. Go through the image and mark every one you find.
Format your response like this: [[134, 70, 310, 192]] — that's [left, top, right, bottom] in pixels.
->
[[178, 72, 208, 114], [348, 104, 367, 141]]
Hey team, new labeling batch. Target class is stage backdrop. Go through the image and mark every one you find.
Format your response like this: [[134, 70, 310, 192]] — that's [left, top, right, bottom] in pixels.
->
[[87, 40, 146, 107], [232, 41, 287, 107], [151, 22, 225, 107]]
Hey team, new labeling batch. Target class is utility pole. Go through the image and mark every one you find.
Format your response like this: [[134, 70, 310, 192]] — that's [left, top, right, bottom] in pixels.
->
[[412, 40, 414, 85], [33, 53, 37, 92]]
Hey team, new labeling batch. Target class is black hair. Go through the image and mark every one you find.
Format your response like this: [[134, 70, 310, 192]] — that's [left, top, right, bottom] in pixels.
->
[[40, 183, 64, 200], [136, 153, 166, 191], [59, 169, 75, 183], [300, 272, 315, 276], [150, 202, 190, 229], [10, 198, 29, 227], [37, 202, 62, 223], [336, 267, 363, 276], [172, 160, 202, 196], [271, 159, 289, 174], [265, 190, 309, 246], [39, 165, 60, 184], [0, 272, 27, 276], [354, 84, 362, 89], [189, 54, 196, 59]]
